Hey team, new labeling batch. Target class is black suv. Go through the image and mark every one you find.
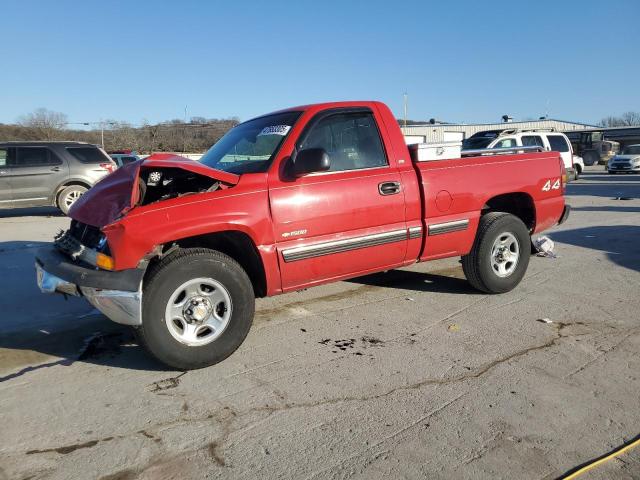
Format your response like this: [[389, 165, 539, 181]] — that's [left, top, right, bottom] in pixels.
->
[[0, 142, 116, 214]]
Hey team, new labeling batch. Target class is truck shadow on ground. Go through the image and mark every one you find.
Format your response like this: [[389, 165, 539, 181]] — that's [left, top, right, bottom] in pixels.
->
[[0, 323, 169, 383], [567, 171, 640, 198], [552, 225, 640, 273], [0, 241, 168, 382], [346, 265, 483, 294], [0, 206, 63, 218], [572, 205, 640, 214]]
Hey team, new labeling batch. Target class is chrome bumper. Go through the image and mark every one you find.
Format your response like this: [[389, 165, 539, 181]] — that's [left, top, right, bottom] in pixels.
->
[[36, 263, 142, 326], [36, 263, 79, 296]]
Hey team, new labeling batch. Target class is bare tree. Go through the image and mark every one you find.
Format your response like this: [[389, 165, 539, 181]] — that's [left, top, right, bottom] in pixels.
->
[[3, 109, 239, 153], [600, 111, 640, 127], [621, 111, 640, 126], [17, 108, 68, 140]]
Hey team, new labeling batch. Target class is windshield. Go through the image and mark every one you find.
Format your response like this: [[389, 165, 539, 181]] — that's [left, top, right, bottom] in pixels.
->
[[622, 146, 640, 155], [200, 111, 301, 174], [462, 137, 494, 149]]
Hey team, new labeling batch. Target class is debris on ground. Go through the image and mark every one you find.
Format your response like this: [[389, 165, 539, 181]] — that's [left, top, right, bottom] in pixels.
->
[[536, 318, 553, 324], [534, 236, 557, 258], [447, 324, 460, 332]]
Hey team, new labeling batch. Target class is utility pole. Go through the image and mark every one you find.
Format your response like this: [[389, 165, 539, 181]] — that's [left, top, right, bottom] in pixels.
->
[[183, 106, 188, 153], [403, 93, 408, 129], [100, 121, 105, 148]]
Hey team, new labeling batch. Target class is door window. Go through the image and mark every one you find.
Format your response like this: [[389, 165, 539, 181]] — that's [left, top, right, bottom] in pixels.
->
[[493, 138, 517, 148], [547, 135, 570, 153], [0, 148, 7, 167], [66, 146, 111, 164], [522, 135, 545, 147], [15, 147, 62, 167], [299, 112, 387, 172]]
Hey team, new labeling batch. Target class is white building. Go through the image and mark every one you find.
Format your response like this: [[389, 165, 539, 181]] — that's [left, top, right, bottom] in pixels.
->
[[401, 118, 598, 144]]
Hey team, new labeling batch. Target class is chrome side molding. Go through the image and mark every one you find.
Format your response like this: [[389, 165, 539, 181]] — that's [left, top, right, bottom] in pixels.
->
[[282, 229, 407, 263], [427, 219, 469, 236], [408, 226, 422, 239]]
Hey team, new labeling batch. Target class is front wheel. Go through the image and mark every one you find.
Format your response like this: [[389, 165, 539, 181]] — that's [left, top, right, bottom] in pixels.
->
[[462, 213, 530, 294], [137, 248, 255, 370]]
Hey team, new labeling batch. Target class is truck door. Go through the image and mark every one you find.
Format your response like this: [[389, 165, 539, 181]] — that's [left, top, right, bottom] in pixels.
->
[[8, 146, 68, 207], [269, 108, 408, 290], [0, 147, 13, 207]]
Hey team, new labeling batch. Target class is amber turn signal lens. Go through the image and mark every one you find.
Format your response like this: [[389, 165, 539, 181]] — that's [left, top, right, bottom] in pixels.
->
[[96, 253, 115, 271]]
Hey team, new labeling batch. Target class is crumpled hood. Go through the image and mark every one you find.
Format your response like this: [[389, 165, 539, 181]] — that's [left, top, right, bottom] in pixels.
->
[[68, 154, 239, 228]]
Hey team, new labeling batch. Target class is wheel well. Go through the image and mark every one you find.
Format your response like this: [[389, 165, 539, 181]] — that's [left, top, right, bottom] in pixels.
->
[[164, 231, 267, 297], [482, 192, 536, 231], [55, 181, 91, 206]]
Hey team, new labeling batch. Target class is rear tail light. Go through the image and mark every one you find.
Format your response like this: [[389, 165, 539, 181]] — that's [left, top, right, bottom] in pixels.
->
[[559, 157, 567, 192], [99, 162, 116, 173]]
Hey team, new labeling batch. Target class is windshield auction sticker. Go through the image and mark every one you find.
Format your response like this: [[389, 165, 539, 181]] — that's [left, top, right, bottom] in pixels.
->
[[258, 125, 291, 136]]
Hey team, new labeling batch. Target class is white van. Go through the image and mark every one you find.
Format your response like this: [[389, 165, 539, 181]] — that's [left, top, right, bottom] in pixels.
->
[[466, 129, 579, 180]]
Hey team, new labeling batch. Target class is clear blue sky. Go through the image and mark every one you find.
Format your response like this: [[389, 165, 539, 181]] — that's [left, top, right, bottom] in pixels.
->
[[1, 0, 638, 126]]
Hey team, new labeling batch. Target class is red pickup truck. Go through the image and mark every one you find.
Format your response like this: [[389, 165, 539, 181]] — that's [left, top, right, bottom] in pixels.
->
[[36, 101, 570, 370]]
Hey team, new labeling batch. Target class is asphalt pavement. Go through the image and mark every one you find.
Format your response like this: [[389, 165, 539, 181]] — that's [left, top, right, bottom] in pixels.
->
[[1, 168, 639, 480]]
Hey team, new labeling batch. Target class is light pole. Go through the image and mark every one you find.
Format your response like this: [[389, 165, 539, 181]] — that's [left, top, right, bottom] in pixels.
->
[[403, 93, 408, 129]]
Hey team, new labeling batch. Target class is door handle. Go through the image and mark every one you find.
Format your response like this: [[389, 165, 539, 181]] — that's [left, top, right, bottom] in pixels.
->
[[50, 166, 61, 172], [378, 181, 401, 196]]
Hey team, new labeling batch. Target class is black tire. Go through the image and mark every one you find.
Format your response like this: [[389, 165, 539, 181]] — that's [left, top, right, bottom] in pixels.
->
[[137, 248, 255, 370], [608, 171, 616, 175], [58, 185, 88, 215], [583, 151, 598, 167], [573, 167, 580, 181], [461, 212, 530, 294]]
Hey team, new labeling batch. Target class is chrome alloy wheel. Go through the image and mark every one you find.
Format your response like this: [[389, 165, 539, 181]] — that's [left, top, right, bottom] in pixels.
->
[[490, 232, 520, 278], [164, 277, 233, 346], [64, 189, 84, 208]]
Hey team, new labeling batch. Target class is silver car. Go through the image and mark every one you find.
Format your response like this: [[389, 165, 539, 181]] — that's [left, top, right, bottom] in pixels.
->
[[608, 144, 640, 174], [0, 141, 116, 214]]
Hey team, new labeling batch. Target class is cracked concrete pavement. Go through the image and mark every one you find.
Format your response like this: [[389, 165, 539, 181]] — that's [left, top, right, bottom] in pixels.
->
[[0, 168, 639, 479]]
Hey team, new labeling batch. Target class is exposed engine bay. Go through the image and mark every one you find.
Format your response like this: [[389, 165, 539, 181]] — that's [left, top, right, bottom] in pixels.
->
[[137, 167, 224, 206]]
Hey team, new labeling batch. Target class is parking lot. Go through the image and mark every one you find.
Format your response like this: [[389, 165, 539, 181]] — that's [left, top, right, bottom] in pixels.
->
[[0, 168, 639, 479]]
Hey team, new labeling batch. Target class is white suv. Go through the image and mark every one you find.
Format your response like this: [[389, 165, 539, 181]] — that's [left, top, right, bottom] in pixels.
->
[[478, 130, 579, 180]]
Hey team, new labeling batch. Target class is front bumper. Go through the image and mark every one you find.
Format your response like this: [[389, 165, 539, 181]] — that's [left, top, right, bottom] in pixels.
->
[[35, 247, 143, 326], [608, 164, 640, 172]]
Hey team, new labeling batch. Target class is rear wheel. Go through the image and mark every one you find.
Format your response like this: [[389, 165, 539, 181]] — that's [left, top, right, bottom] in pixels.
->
[[58, 185, 87, 215], [573, 166, 580, 180], [582, 151, 598, 167], [137, 248, 255, 370], [462, 213, 530, 293]]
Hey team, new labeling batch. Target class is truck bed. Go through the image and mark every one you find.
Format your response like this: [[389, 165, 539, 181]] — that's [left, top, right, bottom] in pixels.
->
[[410, 150, 566, 261]]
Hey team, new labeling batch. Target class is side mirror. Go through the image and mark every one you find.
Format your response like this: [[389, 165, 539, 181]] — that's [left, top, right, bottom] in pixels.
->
[[293, 148, 330, 176]]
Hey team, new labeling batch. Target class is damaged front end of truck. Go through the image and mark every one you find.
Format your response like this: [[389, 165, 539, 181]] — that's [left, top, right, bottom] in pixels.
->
[[35, 155, 240, 326]]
